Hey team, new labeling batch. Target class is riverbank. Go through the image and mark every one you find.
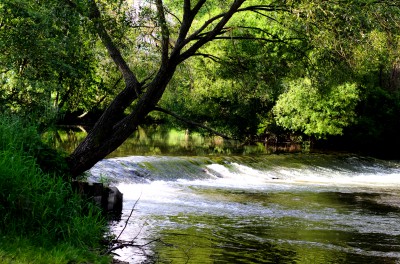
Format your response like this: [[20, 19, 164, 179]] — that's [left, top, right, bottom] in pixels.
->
[[0, 237, 111, 264], [0, 115, 111, 263]]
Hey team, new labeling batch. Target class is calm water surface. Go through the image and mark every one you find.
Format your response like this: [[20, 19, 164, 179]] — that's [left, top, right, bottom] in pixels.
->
[[54, 127, 400, 263]]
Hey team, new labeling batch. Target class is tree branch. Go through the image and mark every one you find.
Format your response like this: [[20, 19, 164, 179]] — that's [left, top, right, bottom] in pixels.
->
[[192, 0, 207, 15], [87, 0, 140, 91], [238, 5, 288, 13], [105, 238, 161, 255], [179, 0, 246, 62], [192, 53, 222, 63], [210, 36, 300, 42], [164, 7, 182, 25], [181, 4, 287, 48], [173, 0, 206, 54], [153, 106, 233, 139], [116, 192, 141, 241], [176, 0, 194, 46], [155, 0, 170, 65], [182, 11, 226, 47]]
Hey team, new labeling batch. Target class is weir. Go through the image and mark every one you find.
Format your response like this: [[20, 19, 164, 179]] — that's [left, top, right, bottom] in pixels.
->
[[87, 154, 400, 263]]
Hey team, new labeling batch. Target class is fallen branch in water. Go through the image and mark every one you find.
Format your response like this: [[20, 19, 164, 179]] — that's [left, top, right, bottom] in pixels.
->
[[105, 192, 173, 258], [103, 192, 143, 256], [105, 238, 162, 255], [116, 192, 142, 241]]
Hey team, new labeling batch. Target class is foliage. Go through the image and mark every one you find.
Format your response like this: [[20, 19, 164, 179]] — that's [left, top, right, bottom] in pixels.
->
[[265, 0, 400, 143], [273, 78, 359, 138], [159, 2, 308, 138], [0, 113, 70, 175], [337, 85, 400, 157], [2, 0, 400, 162], [0, 0, 106, 114], [0, 237, 111, 264], [0, 114, 109, 262]]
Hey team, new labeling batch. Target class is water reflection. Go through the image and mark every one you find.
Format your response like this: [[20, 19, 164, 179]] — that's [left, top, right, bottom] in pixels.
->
[[45, 125, 301, 157], [111, 177, 400, 263], [43, 126, 87, 154], [150, 216, 299, 264]]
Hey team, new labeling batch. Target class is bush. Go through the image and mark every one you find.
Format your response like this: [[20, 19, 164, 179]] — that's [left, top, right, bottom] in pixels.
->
[[273, 78, 359, 138], [0, 114, 110, 263]]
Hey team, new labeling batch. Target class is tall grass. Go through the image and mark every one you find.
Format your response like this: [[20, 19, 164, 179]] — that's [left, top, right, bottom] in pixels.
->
[[0, 114, 111, 263]]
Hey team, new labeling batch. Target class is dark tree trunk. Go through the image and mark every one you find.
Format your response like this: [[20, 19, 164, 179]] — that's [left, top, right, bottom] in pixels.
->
[[67, 63, 178, 177]]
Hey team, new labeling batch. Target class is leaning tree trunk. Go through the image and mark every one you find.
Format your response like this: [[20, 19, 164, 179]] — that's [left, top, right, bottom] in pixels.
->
[[66, 0, 178, 177], [67, 65, 177, 177], [65, 0, 246, 177]]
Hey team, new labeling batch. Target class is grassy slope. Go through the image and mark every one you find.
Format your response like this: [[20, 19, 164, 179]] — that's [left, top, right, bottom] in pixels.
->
[[0, 115, 111, 263]]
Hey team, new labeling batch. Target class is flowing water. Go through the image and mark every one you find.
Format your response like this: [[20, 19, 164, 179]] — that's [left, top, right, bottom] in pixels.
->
[[54, 127, 400, 263], [87, 154, 400, 264]]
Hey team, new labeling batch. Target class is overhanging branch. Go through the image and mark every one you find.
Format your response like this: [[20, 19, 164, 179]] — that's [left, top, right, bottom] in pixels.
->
[[181, 4, 288, 47], [192, 53, 222, 63], [153, 106, 233, 139], [200, 36, 293, 42], [179, 0, 246, 62], [178, 2, 291, 63]]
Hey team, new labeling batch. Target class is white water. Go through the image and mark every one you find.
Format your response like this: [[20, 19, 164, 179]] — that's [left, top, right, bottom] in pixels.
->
[[89, 154, 400, 263]]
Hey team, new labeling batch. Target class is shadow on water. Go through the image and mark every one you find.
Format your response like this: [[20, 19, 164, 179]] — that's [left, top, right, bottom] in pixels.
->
[[324, 192, 400, 215]]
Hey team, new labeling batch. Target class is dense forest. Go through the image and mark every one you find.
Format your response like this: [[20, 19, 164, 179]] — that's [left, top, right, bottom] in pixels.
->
[[1, 1, 400, 262]]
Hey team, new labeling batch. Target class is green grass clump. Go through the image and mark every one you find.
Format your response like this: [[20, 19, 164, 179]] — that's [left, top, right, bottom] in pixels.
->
[[0, 237, 111, 264], [0, 115, 111, 263]]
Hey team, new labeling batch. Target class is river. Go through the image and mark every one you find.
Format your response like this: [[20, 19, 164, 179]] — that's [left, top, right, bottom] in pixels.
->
[[55, 127, 400, 263]]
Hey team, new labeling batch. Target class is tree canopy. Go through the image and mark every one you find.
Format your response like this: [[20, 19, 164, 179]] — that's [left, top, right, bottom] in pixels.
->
[[0, 0, 104, 115], [1, 0, 400, 174], [273, 78, 359, 138]]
